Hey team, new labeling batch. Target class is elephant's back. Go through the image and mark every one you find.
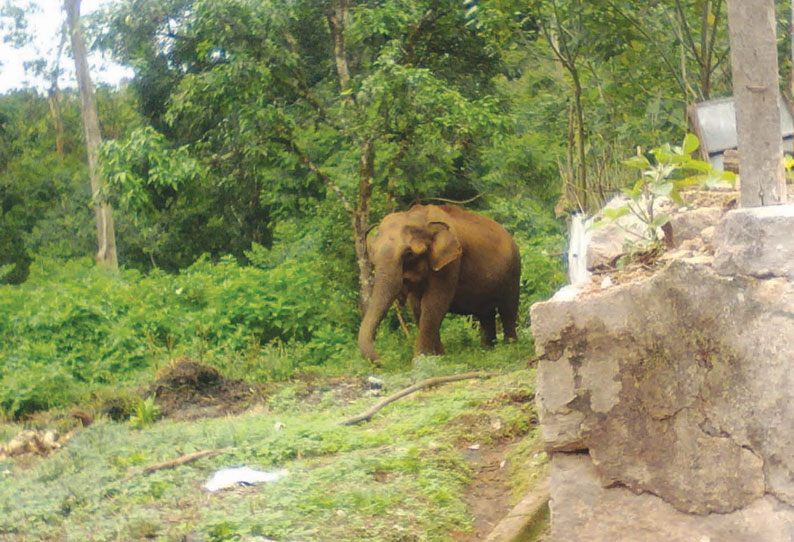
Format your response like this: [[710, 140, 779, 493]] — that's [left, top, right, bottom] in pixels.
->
[[441, 206, 520, 313]]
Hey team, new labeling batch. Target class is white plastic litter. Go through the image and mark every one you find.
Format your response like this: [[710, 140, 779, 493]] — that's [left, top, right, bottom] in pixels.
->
[[204, 467, 288, 492]]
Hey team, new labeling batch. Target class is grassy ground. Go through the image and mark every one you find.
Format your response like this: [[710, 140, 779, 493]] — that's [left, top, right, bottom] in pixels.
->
[[0, 342, 548, 542]]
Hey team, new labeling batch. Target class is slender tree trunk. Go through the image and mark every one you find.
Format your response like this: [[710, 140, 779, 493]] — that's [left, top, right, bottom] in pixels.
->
[[47, 87, 64, 160], [354, 139, 375, 313], [571, 67, 587, 211], [64, 0, 118, 269], [726, 0, 786, 207], [699, 0, 711, 99], [325, 0, 377, 314], [48, 24, 67, 159], [326, 0, 351, 93]]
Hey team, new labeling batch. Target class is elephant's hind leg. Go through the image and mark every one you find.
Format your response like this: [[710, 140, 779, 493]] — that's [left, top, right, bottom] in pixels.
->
[[478, 310, 497, 347], [498, 298, 519, 342]]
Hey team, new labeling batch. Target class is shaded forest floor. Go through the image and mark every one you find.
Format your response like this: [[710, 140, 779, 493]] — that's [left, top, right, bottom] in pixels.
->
[[0, 356, 548, 542]]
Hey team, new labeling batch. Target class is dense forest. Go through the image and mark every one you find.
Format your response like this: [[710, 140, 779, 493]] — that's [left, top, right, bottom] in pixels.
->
[[1, 0, 791, 418]]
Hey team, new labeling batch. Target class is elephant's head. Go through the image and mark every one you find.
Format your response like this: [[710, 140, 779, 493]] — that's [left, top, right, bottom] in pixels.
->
[[358, 206, 462, 361]]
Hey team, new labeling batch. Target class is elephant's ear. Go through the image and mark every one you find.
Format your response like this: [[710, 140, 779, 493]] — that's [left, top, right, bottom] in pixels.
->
[[428, 222, 461, 271]]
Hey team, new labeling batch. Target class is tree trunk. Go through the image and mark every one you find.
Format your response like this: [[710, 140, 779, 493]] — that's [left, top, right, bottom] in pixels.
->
[[699, 0, 711, 100], [47, 86, 64, 160], [325, 0, 375, 314], [354, 139, 375, 314], [726, 0, 786, 207], [326, 0, 351, 93], [48, 24, 67, 160], [64, 0, 118, 269], [571, 67, 588, 211]]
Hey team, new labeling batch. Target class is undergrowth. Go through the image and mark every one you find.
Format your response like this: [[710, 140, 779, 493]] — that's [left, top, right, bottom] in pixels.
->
[[0, 255, 541, 419]]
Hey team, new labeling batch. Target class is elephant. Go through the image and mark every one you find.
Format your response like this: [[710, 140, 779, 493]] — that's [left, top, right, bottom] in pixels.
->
[[357, 203, 520, 361]]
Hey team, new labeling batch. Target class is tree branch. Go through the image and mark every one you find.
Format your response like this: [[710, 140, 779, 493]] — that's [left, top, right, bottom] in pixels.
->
[[674, 0, 702, 70], [605, 0, 688, 98], [292, 141, 354, 215]]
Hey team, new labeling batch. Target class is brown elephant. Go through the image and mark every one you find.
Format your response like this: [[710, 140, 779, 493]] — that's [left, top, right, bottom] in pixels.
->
[[358, 204, 520, 361]]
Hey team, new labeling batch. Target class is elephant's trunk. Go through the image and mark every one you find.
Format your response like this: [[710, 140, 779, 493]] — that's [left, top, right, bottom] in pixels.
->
[[358, 266, 403, 361]]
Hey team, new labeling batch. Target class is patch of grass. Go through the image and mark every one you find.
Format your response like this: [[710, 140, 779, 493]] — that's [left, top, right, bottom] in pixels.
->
[[0, 368, 542, 541]]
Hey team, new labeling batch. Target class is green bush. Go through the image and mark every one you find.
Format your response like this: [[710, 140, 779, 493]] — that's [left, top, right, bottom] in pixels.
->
[[0, 255, 358, 418]]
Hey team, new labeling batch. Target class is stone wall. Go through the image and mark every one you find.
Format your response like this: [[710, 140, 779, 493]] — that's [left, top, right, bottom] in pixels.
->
[[531, 205, 794, 541]]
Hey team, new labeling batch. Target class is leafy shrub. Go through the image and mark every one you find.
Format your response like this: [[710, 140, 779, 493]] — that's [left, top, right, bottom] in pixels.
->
[[600, 134, 736, 246], [0, 254, 358, 418], [129, 396, 160, 429]]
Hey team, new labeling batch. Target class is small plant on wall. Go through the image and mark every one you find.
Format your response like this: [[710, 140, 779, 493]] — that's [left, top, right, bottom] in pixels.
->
[[598, 134, 736, 250]]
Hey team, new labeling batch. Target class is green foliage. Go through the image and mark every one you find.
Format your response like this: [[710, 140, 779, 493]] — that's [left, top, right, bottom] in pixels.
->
[[598, 134, 735, 245], [0, 90, 90, 282], [129, 395, 161, 429], [0, 255, 358, 418], [100, 126, 204, 218], [99, 0, 527, 262]]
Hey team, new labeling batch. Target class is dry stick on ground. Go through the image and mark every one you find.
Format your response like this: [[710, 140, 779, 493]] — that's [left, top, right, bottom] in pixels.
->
[[340, 372, 494, 426], [116, 448, 235, 485], [142, 448, 232, 475]]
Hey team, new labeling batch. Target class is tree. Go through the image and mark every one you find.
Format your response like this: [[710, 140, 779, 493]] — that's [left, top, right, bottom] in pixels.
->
[[529, 0, 735, 213], [101, 0, 522, 307], [726, 0, 786, 207], [536, 0, 590, 210], [64, 0, 118, 269]]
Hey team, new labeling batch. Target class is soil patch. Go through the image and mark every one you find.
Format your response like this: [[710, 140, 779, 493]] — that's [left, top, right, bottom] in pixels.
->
[[452, 440, 519, 541], [448, 387, 540, 541], [149, 359, 265, 421]]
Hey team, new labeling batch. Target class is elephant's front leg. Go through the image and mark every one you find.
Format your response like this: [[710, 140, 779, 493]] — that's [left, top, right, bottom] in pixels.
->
[[413, 267, 457, 357]]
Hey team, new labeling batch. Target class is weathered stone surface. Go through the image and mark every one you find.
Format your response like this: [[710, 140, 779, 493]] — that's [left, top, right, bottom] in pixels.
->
[[586, 198, 720, 270], [531, 260, 794, 521], [667, 206, 721, 247], [549, 454, 794, 542], [586, 197, 670, 269], [713, 204, 794, 278]]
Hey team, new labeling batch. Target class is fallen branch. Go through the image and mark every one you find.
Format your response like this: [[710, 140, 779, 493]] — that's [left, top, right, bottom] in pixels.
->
[[339, 371, 494, 426], [142, 448, 231, 475], [115, 448, 235, 485]]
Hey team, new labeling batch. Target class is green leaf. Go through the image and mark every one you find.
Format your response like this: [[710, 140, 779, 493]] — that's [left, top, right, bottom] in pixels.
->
[[682, 133, 699, 155], [721, 171, 738, 185], [682, 159, 711, 172], [650, 182, 673, 197], [670, 186, 684, 206], [602, 206, 630, 220], [649, 213, 671, 229]]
